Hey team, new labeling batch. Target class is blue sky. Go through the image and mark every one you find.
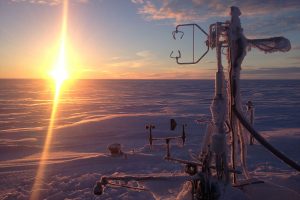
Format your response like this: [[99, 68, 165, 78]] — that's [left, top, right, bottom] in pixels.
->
[[0, 0, 299, 79]]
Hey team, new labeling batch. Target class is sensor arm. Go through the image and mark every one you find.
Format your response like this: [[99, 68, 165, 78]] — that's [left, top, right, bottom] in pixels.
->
[[171, 24, 209, 64]]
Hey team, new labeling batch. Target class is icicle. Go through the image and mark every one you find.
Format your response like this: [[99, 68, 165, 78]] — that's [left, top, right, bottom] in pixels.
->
[[200, 122, 213, 156], [237, 121, 250, 179]]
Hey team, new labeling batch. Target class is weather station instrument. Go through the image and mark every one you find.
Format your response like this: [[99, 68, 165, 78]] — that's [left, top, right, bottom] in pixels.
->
[[93, 6, 299, 200]]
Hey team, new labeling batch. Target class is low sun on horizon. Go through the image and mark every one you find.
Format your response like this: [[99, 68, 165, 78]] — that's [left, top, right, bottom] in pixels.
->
[[50, 65, 69, 86], [49, 44, 69, 87], [49, 0, 70, 88]]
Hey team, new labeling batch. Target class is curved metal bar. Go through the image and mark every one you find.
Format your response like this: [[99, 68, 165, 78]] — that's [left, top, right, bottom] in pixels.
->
[[176, 23, 208, 36], [94, 174, 187, 195], [176, 42, 209, 65], [170, 50, 181, 59], [172, 23, 209, 65], [233, 107, 300, 172]]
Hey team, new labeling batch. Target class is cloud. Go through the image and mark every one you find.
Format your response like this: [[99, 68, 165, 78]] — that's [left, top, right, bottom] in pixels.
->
[[286, 56, 300, 65], [134, 0, 300, 36], [293, 45, 300, 50], [103, 67, 214, 79], [243, 66, 300, 74], [243, 13, 300, 37], [137, 1, 213, 23], [131, 0, 144, 4], [136, 0, 300, 22], [288, 56, 300, 60], [136, 50, 153, 58], [111, 56, 122, 60], [108, 50, 156, 69], [241, 66, 300, 79], [109, 60, 144, 68], [10, 0, 88, 6]]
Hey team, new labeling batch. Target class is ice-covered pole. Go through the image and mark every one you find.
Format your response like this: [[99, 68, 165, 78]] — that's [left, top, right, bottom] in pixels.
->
[[228, 6, 250, 182], [228, 6, 300, 174], [210, 22, 229, 182]]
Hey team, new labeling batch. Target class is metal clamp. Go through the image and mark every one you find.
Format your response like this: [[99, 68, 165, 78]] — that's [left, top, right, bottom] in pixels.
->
[[172, 30, 184, 40], [170, 50, 181, 65]]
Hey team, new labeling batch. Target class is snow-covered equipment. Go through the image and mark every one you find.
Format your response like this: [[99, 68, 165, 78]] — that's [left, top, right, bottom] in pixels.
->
[[146, 120, 187, 153], [94, 6, 299, 199], [108, 143, 123, 156]]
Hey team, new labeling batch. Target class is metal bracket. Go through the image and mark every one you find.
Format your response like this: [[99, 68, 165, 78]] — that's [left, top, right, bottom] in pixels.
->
[[170, 23, 209, 65]]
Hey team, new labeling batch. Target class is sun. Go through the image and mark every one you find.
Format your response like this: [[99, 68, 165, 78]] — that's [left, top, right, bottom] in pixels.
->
[[51, 67, 68, 84], [50, 49, 69, 86], [49, 3, 69, 87]]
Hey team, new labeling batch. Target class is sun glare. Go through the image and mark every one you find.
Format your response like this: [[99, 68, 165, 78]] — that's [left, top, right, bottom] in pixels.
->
[[30, 1, 69, 199], [51, 66, 68, 85], [50, 44, 69, 86], [50, 0, 69, 87]]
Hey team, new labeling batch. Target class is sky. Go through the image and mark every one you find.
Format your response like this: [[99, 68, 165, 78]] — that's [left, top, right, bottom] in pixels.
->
[[0, 0, 299, 79]]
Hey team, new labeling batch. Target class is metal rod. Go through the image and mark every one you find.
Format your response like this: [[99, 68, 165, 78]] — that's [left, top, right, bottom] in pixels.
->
[[101, 173, 188, 182], [108, 182, 149, 191], [233, 107, 300, 172], [176, 23, 208, 36], [166, 138, 171, 158], [228, 40, 236, 184], [246, 101, 255, 145], [165, 156, 241, 174], [152, 136, 182, 141], [193, 24, 195, 63]]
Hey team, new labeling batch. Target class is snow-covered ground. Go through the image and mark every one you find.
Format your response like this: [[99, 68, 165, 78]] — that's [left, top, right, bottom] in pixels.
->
[[0, 80, 299, 199]]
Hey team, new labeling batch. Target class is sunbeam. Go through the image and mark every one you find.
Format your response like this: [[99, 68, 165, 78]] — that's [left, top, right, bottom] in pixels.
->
[[30, 1, 69, 199]]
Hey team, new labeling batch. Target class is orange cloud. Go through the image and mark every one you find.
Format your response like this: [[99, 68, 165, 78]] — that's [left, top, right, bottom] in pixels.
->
[[10, 0, 88, 6], [134, 0, 300, 37], [135, 0, 300, 23]]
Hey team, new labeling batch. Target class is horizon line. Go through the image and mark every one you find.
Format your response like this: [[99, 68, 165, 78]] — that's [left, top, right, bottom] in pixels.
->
[[0, 78, 299, 81]]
